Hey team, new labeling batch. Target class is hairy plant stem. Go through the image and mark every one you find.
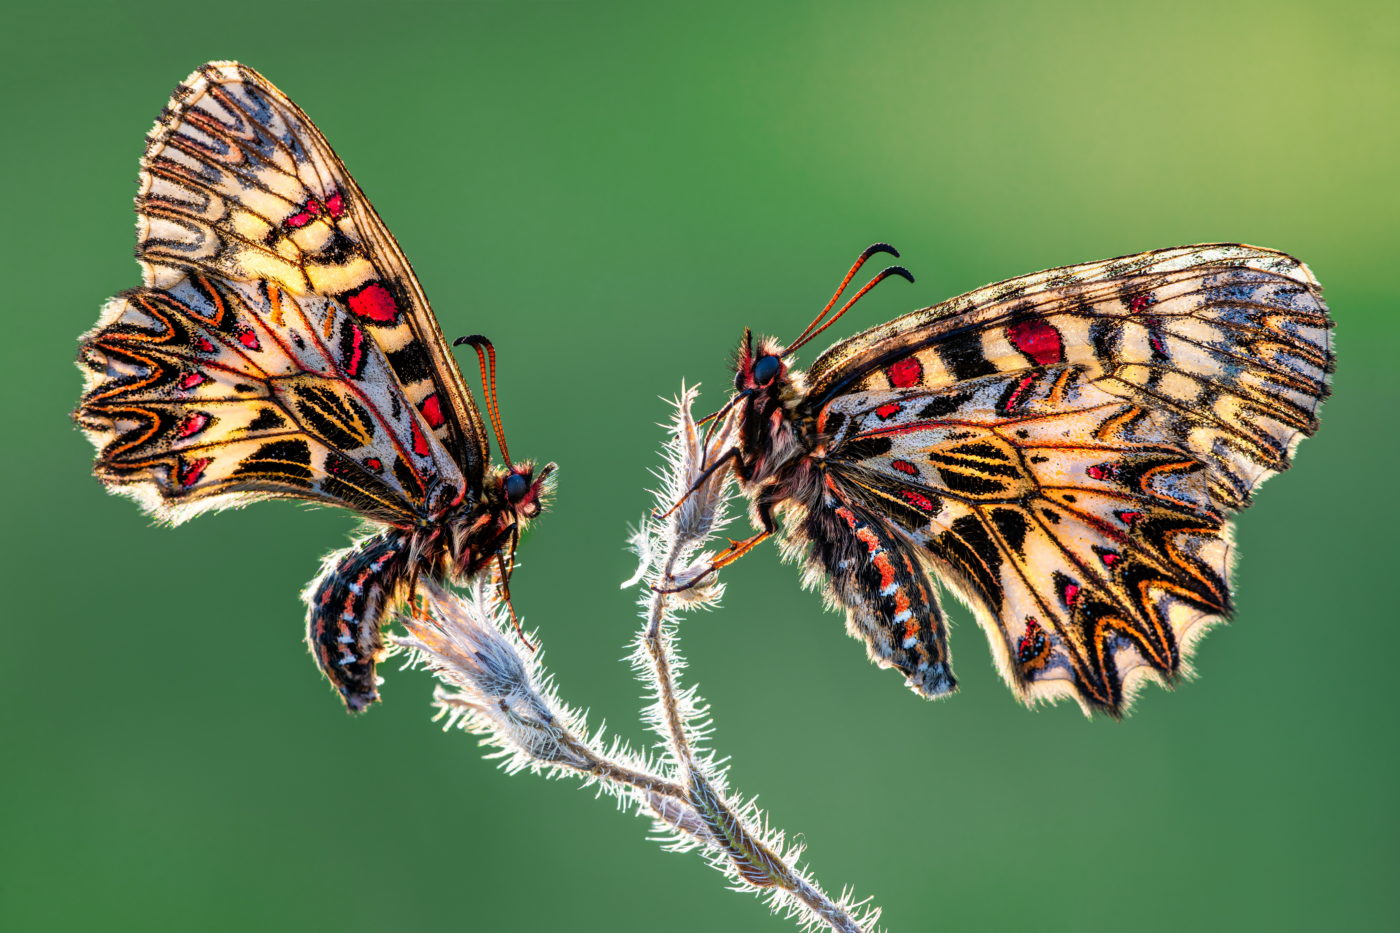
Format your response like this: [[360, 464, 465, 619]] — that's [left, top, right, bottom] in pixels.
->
[[400, 389, 878, 933], [556, 732, 684, 799], [644, 550, 696, 767], [644, 542, 870, 933]]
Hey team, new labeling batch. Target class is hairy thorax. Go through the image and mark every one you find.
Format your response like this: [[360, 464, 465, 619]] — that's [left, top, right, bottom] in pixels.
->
[[406, 477, 516, 583], [736, 370, 830, 514]]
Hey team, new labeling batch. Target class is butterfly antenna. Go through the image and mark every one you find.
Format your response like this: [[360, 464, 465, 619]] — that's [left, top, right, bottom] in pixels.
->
[[453, 335, 513, 468], [783, 243, 902, 357], [785, 264, 915, 355]]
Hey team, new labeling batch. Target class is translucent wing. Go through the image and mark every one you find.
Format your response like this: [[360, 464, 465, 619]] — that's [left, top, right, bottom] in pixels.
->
[[134, 61, 487, 482], [806, 244, 1332, 511], [820, 367, 1238, 713], [77, 274, 465, 524], [802, 245, 1332, 713]]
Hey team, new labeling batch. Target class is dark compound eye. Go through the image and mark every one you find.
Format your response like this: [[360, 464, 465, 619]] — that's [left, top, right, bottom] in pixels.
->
[[752, 354, 781, 385], [504, 472, 530, 503]]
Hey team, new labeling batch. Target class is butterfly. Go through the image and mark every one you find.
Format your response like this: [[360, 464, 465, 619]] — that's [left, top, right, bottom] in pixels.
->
[[74, 61, 551, 712], [683, 242, 1332, 715]]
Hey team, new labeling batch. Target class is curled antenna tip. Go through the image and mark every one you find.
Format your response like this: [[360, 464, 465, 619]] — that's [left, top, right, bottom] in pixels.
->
[[885, 265, 915, 284], [863, 243, 900, 260], [453, 334, 486, 347]]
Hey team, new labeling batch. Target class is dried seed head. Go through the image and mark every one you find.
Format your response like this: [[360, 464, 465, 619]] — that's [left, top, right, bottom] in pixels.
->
[[627, 385, 739, 593], [395, 579, 590, 769], [669, 386, 738, 554]]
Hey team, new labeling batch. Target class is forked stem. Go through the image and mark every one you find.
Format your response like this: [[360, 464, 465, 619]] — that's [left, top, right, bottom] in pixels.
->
[[633, 392, 875, 933], [399, 387, 878, 933]]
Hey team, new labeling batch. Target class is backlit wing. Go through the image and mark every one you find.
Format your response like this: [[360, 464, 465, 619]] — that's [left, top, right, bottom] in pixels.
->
[[807, 244, 1332, 511], [77, 274, 465, 525], [804, 245, 1332, 713], [134, 61, 487, 481]]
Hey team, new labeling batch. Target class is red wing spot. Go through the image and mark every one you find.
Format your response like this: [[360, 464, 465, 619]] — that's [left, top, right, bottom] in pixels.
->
[[1100, 550, 1120, 567], [419, 393, 446, 429], [1150, 334, 1168, 356], [411, 420, 431, 457], [891, 459, 918, 476], [325, 192, 345, 218], [194, 336, 215, 353], [1129, 293, 1153, 313], [343, 322, 366, 377], [178, 457, 210, 487], [305, 198, 322, 214], [237, 327, 260, 351], [1004, 374, 1037, 412], [1006, 318, 1064, 365], [284, 204, 317, 228], [1062, 583, 1080, 606], [834, 507, 859, 529], [899, 489, 935, 512], [346, 281, 401, 324], [875, 402, 902, 420], [1087, 463, 1118, 481], [1116, 510, 1142, 526], [178, 372, 206, 390], [176, 412, 210, 438], [1017, 618, 1047, 665], [887, 356, 924, 389], [365, 458, 383, 471]]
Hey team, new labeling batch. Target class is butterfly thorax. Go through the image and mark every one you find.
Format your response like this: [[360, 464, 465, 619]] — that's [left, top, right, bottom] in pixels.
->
[[406, 463, 545, 582], [731, 336, 812, 487]]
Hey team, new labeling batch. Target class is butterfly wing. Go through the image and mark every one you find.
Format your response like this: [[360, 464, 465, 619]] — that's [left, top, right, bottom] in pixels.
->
[[807, 245, 1332, 511], [77, 274, 465, 524], [133, 60, 487, 482], [804, 245, 1332, 713]]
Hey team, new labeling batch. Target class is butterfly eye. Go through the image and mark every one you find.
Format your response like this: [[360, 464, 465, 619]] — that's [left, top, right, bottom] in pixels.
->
[[504, 472, 530, 504], [752, 355, 782, 386]]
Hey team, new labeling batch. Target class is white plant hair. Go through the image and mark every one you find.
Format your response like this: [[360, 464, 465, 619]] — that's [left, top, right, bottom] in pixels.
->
[[393, 384, 881, 933]]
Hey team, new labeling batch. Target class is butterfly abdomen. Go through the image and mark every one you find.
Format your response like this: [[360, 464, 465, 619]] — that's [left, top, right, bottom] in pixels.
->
[[782, 474, 956, 698], [304, 532, 412, 711]]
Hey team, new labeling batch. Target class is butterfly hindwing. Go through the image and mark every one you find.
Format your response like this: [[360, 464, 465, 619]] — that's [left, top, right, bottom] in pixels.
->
[[77, 273, 464, 524], [822, 366, 1235, 711], [135, 61, 487, 482]]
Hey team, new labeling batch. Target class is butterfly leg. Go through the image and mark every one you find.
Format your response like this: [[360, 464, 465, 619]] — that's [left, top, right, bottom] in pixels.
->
[[709, 529, 773, 571], [304, 533, 409, 712], [653, 492, 775, 593], [652, 446, 747, 520], [493, 543, 537, 651]]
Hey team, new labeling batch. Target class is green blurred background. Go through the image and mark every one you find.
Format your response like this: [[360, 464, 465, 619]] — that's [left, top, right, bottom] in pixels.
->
[[2, 1, 1394, 930]]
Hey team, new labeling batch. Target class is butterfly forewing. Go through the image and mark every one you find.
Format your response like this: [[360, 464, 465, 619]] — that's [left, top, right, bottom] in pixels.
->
[[78, 272, 465, 524], [806, 244, 1331, 512], [134, 61, 487, 483]]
